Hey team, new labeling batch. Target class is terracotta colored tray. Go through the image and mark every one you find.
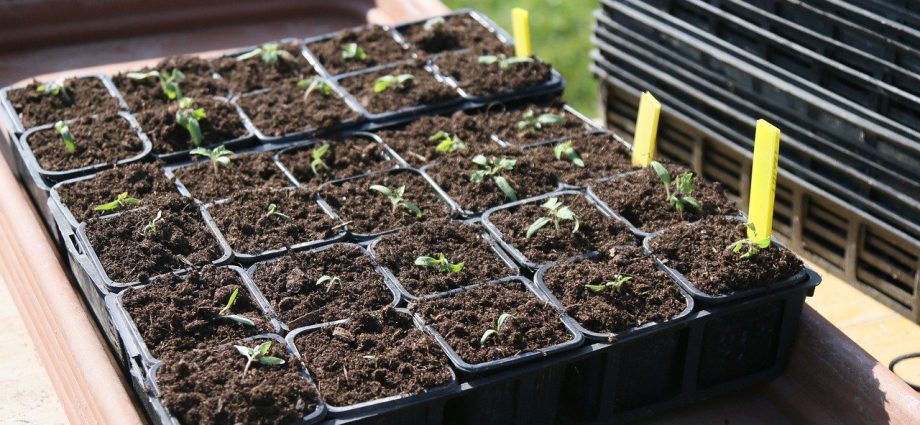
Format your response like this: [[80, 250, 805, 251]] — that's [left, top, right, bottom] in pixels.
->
[[0, 1, 918, 423]]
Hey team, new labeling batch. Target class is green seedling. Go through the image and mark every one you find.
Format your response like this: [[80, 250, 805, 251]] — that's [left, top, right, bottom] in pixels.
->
[[189, 145, 233, 174], [423, 17, 446, 31], [480, 312, 512, 347], [369, 184, 423, 218], [53, 120, 76, 154], [414, 253, 464, 273], [470, 154, 517, 201], [363, 355, 380, 370], [36, 79, 72, 101], [730, 222, 772, 260], [341, 43, 368, 61], [126, 69, 185, 100], [141, 210, 163, 236], [429, 130, 466, 153], [553, 140, 584, 167], [297, 76, 333, 99], [235, 341, 285, 377], [218, 288, 255, 327], [516, 109, 565, 133], [316, 275, 343, 292], [310, 143, 331, 177], [373, 74, 414, 93], [478, 54, 533, 71], [526, 197, 579, 239], [235, 42, 296, 65], [265, 203, 291, 220], [94, 192, 141, 212], [175, 97, 207, 147], [585, 275, 633, 293], [650, 161, 701, 214]]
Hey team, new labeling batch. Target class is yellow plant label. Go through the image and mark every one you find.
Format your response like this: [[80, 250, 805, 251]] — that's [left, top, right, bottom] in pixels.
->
[[747, 119, 781, 241], [631, 91, 661, 167], [512, 8, 533, 58]]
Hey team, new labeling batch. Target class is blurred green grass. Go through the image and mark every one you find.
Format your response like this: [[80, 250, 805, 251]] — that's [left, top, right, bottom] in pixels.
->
[[442, 0, 599, 116]]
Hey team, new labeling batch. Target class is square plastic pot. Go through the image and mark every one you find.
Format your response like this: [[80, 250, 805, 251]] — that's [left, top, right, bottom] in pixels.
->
[[273, 132, 409, 188], [488, 104, 608, 149], [147, 96, 259, 164]]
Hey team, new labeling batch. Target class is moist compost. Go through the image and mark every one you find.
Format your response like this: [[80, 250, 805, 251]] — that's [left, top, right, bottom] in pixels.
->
[[27, 114, 144, 171], [411, 280, 572, 365], [85, 197, 225, 282], [238, 83, 360, 138], [319, 170, 452, 235], [121, 266, 271, 358], [211, 42, 307, 93], [294, 308, 454, 406], [157, 339, 320, 425], [435, 48, 552, 97], [251, 244, 393, 328], [648, 216, 805, 295], [486, 105, 590, 147], [136, 97, 248, 154], [371, 219, 514, 297], [521, 133, 633, 185], [56, 162, 175, 222], [592, 164, 738, 233], [541, 247, 687, 337], [486, 194, 637, 265], [209, 188, 342, 254], [375, 111, 496, 167], [399, 13, 506, 54], [7, 77, 119, 128], [277, 137, 395, 188], [113, 56, 228, 113], [338, 62, 458, 115], [308, 26, 412, 75], [172, 150, 291, 202], [425, 145, 557, 214]]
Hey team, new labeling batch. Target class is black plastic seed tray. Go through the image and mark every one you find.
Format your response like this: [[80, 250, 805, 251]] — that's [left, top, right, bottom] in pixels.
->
[[797, 0, 920, 47]]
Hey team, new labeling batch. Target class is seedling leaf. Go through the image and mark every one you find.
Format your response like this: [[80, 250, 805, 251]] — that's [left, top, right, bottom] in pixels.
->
[[553, 140, 584, 167], [342, 43, 368, 61], [176, 97, 206, 147], [141, 210, 163, 237], [373, 74, 414, 93], [94, 192, 141, 212], [190, 145, 233, 174], [53, 121, 76, 154], [236, 43, 296, 65], [478, 54, 533, 71], [309, 143, 331, 177]]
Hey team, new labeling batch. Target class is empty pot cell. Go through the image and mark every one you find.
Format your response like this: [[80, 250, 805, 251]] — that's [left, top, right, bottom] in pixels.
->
[[697, 299, 785, 387], [6, 76, 119, 128], [375, 111, 497, 167], [250, 244, 394, 329], [56, 162, 175, 222], [435, 47, 552, 97], [277, 138, 395, 189], [338, 62, 458, 115], [26, 114, 145, 172], [237, 78, 360, 138], [485, 105, 593, 147], [521, 133, 633, 186], [399, 13, 506, 54], [212, 41, 308, 94], [648, 216, 805, 296], [113, 56, 228, 113], [172, 150, 291, 203], [120, 265, 272, 358], [591, 163, 737, 233], [307, 25, 412, 75]]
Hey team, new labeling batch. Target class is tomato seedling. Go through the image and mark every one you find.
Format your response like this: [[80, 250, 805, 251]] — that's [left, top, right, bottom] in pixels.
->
[[235, 341, 285, 377], [480, 312, 512, 347], [414, 253, 464, 273], [429, 130, 466, 153], [298, 76, 333, 99], [341, 43, 368, 61], [553, 140, 584, 168], [218, 288, 255, 327], [175, 97, 207, 147], [126, 69, 185, 100], [53, 120, 76, 154], [190, 145, 233, 174], [369, 184, 423, 218], [235, 43, 296, 65], [94, 192, 141, 212], [730, 222, 772, 260], [516, 109, 565, 133], [650, 161, 700, 214], [478, 54, 533, 71], [584, 274, 632, 293], [470, 154, 517, 201], [374, 74, 414, 93], [526, 197, 579, 239]]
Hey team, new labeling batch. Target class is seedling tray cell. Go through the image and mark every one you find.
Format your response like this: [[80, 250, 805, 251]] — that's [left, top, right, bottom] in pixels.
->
[[392, 8, 514, 54], [302, 25, 413, 79], [147, 96, 259, 163], [489, 104, 608, 149], [273, 132, 409, 188]]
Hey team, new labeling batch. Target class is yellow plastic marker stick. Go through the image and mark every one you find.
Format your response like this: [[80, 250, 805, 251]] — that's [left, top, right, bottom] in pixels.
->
[[747, 119, 781, 241], [512, 8, 532, 58], [631, 91, 661, 167]]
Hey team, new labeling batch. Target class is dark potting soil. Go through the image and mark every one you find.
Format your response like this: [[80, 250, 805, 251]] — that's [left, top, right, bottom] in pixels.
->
[[277, 138, 396, 188], [113, 56, 228, 113], [252, 244, 394, 328], [172, 150, 291, 202], [27, 114, 144, 171], [136, 98, 248, 154], [521, 133, 633, 186], [410, 280, 571, 365], [56, 162, 175, 223], [7, 77, 119, 128], [209, 188, 342, 255], [375, 111, 497, 167], [435, 48, 553, 97], [211, 42, 307, 94], [121, 265, 271, 358], [338, 62, 458, 115], [238, 82, 360, 138], [487, 194, 637, 265], [487, 105, 591, 147], [319, 171, 452, 235], [294, 308, 454, 406], [592, 164, 738, 233], [541, 246, 687, 336], [157, 340, 320, 425], [308, 26, 412, 75], [85, 197, 225, 283], [425, 145, 557, 214], [399, 14, 506, 54], [648, 216, 805, 295], [372, 219, 514, 297]]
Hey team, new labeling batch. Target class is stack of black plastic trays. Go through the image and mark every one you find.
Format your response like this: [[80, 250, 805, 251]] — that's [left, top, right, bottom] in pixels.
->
[[591, 0, 920, 324]]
